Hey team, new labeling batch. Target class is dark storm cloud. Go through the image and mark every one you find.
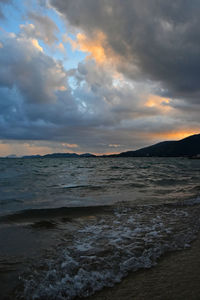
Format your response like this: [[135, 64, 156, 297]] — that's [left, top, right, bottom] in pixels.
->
[[50, 0, 200, 100]]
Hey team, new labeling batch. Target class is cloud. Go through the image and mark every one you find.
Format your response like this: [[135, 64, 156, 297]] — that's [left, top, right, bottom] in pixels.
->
[[0, 31, 171, 152], [50, 0, 200, 102], [21, 12, 59, 45], [64, 31, 120, 65], [0, 34, 68, 103], [0, 32, 197, 153], [0, 2, 200, 155]]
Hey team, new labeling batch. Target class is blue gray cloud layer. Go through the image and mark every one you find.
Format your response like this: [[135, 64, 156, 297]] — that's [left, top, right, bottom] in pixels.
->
[[0, 0, 199, 153]]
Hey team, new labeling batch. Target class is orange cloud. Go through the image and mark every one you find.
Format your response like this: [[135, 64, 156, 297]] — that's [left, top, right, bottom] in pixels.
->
[[61, 143, 78, 148], [76, 32, 106, 63], [31, 38, 43, 52], [151, 129, 200, 141], [57, 85, 67, 91], [57, 42, 65, 53], [109, 144, 121, 148], [145, 94, 171, 113], [66, 31, 120, 65]]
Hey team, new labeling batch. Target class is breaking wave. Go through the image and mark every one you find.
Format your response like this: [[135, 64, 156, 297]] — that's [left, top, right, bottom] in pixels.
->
[[17, 197, 200, 300]]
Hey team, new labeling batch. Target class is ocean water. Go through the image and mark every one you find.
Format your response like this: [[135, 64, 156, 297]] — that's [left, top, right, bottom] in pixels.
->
[[0, 157, 200, 299]]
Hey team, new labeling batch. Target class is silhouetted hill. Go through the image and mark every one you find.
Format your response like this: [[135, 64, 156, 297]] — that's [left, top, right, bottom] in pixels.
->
[[43, 153, 79, 158], [22, 153, 96, 159], [118, 134, 200, 157]]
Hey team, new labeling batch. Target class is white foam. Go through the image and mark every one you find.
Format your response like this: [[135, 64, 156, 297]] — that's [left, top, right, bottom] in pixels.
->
[[21, 203, 200, 300]]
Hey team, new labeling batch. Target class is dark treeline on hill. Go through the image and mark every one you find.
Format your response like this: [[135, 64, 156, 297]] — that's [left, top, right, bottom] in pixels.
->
[[116, 134, 200, 157]]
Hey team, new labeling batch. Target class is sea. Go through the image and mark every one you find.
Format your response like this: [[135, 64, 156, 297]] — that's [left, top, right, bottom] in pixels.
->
[[0, 157, 200, 299]]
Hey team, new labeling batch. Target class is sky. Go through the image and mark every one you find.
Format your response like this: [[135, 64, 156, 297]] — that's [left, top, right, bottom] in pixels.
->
[[0, 0, 200, 156]]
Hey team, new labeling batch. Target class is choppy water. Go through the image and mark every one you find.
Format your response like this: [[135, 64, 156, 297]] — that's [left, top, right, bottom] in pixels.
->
[[0, 157, 200, 299]]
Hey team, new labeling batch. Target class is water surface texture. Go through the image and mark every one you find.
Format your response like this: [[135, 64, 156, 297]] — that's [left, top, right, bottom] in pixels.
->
[[0, 157, 200, 299]]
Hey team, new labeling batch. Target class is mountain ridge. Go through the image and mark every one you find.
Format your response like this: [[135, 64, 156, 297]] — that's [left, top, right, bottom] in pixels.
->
[[2, 133, 200, 158], [117, 133, 200, 157]]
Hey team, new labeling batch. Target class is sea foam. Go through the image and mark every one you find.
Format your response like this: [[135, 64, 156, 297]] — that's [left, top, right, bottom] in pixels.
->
[[20, 201, 200, 300]]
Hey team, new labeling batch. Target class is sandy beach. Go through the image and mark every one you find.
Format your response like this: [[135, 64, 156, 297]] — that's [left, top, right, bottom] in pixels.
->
[[88, 234, 200, 300]]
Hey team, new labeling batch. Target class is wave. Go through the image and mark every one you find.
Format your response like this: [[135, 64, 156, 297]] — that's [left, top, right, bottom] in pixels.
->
[[0, 198, 23, 206], [0, 205, 113, 224], [14, 196, 200, 299], [1, 196, 200, 225], [60, 184, 103, 190]]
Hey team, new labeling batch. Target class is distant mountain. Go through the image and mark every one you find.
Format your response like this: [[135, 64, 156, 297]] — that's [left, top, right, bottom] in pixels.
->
[[22, 155, 42, 159], [8, 134, 200, 159], [43, 153, 79, 158], [6, 154, 18, 158], [79, 153, 96, 157], [118, 134, 200, 157], [22, 153, 96, 159]]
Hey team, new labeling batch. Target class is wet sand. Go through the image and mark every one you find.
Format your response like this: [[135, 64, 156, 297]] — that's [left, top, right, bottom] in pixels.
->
[[88, 234, 200, 300], [0, 225, 59, 299]]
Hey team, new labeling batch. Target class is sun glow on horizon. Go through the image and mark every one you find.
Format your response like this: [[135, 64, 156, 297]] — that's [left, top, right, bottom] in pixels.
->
[[151, 129, 200, 141]]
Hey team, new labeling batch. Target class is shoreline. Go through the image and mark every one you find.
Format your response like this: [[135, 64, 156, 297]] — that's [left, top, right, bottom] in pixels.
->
[[1, 212, 200, 299], [1, 226, 200, 299], [88, 233, 200, 300]]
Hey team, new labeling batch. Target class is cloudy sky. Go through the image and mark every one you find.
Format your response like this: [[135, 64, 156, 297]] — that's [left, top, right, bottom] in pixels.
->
[[0, 0, 199, 156]]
